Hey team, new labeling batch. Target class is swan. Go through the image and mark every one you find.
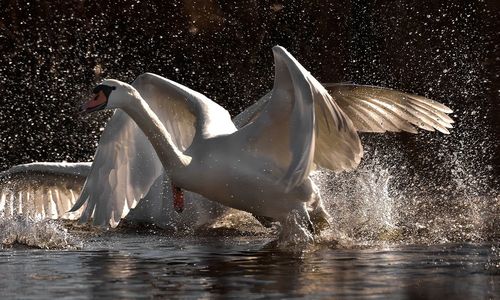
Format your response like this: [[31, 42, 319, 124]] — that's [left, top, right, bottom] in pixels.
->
[[73, 46, 453, 239], [0, 161, 225, 229]]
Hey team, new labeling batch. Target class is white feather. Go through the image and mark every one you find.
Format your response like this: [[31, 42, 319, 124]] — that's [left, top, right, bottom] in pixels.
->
[[0, 162, 90, 219]]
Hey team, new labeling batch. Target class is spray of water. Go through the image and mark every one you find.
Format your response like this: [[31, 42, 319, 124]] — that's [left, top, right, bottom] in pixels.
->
[[0, 158, 497, 249], [311, 158, 499, 247], [0, 215, 81, 250]]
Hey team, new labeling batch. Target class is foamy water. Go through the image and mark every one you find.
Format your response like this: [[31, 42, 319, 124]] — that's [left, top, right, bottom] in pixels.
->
[[313, 167, 499, 246], [1, 166, 498, 250], [0, 216, 82, 250], [0, 165, 498, 299]]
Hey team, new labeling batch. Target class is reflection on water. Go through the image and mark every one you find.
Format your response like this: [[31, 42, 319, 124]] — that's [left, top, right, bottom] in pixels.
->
[[0, 234, 498, 299]]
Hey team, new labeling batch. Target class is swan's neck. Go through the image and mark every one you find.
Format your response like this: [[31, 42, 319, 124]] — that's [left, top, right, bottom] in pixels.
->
[[121, 93, 191, 171]]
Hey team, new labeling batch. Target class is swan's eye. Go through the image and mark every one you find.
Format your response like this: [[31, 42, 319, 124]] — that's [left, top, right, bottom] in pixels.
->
[[93, 84, 116, 97]]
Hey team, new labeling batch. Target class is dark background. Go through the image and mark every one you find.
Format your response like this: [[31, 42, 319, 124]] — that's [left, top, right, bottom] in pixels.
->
[[0, 0, 498, 195]]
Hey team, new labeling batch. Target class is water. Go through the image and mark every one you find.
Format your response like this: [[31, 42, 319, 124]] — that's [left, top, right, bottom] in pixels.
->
[[0, 232, 498, 299], [0, 163, 498, 299]]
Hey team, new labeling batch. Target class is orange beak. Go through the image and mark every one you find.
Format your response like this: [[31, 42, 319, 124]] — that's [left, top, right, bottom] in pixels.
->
[[81, 90, 107, 113]]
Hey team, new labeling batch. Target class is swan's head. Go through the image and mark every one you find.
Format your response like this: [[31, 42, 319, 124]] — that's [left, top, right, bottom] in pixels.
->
[[81, 79, 137, 113]]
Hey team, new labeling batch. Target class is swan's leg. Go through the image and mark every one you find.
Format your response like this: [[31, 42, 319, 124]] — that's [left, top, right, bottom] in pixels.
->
[[172, 183, 184, 213], [307, 181, 331, 232]]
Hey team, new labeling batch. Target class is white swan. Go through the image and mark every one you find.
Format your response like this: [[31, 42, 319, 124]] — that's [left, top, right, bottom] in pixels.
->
[[73, 46, 453, 239], [1, 46, 453, 234], [0, 162, 228, 229], [0, 161, 226, 229]]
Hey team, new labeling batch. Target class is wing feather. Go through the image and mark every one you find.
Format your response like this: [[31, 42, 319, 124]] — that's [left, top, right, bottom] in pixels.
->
[[232, 93, 272, 128], [325, 84, 453, 134], [0, 162, 89, 220], [236, 46, 362, 189], [313, 85, 363, 172], [69, 110, 161, 227], [348, 96, 409, 132], [235, 47, 315, 189], [311, 80, 456, 169], [235, 81, 453, 173]]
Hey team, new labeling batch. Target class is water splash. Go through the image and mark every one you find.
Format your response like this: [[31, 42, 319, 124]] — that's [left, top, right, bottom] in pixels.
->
[[312, 160, 499, 247], [0, 158, 497, 249], [0, 215, 81, 250], [312, 166, 396, 246]]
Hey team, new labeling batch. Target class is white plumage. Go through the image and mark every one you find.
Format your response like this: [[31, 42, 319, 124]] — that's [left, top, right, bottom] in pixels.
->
[[0, 162, 89, 220]]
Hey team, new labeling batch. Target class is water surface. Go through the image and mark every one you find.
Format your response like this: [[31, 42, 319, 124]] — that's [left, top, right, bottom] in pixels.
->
[[1, 233, 498, 299]]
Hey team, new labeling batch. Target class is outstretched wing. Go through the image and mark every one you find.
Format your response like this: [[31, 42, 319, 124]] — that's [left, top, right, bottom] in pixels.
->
[[131, 73, 236, 145], [72, 73, 235, 227], [0, 162, 89, 220], [70, 109, 163, 227], [235, 46, 362, 190], [232, 92, 272, 129], [324, 84, 454, 134], [234, 78, 454, 178]]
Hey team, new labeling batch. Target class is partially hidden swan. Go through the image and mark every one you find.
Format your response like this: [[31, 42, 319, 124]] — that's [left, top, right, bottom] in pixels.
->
[[0, 162, 225, 229], [66, 46, 453, 239], [0, 162, 90, 220]]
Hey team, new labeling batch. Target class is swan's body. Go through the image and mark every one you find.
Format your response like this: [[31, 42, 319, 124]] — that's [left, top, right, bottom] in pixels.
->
[[117, 90, 315, 223], [72, 46, 453, 239]]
